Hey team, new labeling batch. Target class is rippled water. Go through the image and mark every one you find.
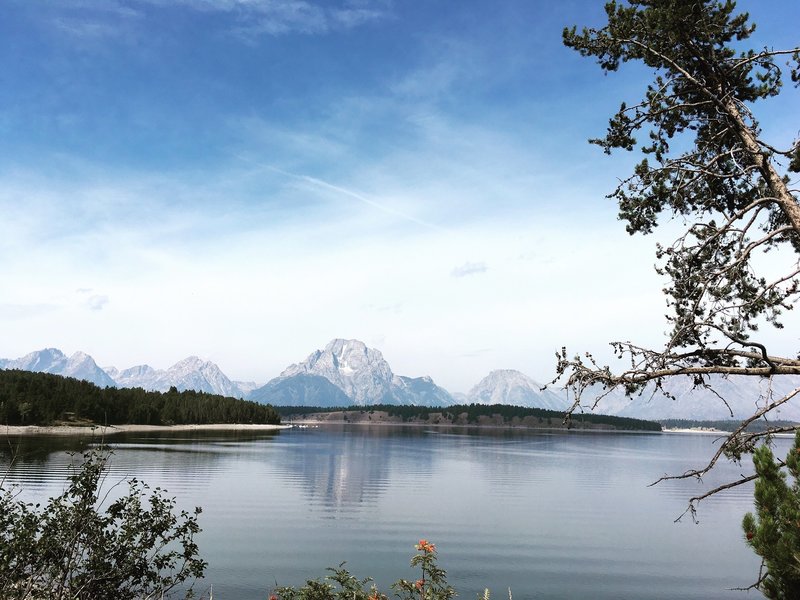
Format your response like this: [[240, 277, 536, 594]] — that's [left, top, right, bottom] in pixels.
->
[[1, 426, 785, 600]]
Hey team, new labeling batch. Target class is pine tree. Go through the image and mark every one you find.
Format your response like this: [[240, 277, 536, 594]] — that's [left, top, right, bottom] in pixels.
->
[[742, 432, 800, 599]]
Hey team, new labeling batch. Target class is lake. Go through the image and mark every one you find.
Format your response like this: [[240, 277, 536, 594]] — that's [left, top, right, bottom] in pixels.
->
[[0, 425, 780, 599]]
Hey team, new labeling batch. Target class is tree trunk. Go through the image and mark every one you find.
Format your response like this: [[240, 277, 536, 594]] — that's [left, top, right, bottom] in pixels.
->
[[724, 97, 800, 234]]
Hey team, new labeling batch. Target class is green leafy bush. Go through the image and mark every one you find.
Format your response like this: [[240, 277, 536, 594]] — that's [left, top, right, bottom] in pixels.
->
[[273, 539, 456, 600], [0, 451, 206, 600]]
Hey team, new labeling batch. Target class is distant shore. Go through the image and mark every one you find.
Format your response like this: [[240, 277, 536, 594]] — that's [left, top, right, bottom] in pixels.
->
[[283, 409, 663, 432], [663, 427, 729, 434], [1, 423, 289, 437]]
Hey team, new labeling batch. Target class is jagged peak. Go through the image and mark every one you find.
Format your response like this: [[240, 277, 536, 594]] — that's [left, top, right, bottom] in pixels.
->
[[28, 348, 66, 359], [325, 338, 367, 352], [170, 356, 218, 371], [285, 339, 389, 377], [12, 348, 67, 371], [119, 364, 156, 377], [485, 368, 528, 378], [476, 369, 542, 387]]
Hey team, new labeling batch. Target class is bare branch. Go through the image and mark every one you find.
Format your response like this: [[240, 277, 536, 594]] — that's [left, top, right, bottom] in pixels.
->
[[674, 472, 758, 524], [652, 387, 800, 485]]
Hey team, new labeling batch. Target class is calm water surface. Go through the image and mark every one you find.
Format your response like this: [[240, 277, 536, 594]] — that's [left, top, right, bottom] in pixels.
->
[[1, 426, 781, 600]]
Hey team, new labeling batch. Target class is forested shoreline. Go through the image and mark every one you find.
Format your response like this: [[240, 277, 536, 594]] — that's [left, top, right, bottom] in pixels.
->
[[277, 403, 663, 431], [0, 369, 280, 426], [0, 368, 660, 431]]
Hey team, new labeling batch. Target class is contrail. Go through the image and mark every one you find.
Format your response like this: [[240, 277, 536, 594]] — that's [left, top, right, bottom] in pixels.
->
[[235, 155, 445, 232]]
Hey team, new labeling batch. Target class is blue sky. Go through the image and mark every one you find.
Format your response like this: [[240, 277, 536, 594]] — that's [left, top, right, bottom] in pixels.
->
[[1, 0, 799, 391]]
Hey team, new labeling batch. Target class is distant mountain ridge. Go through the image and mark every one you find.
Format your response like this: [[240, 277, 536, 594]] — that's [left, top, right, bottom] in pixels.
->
[[1, 348, 116, 388], [249, 374, 352, 407], [3, 344, 800, 420], [0, 349, 249, 397], [467, 369, 567, 411], [589, 375, 800, 421], [105, 356, 244, 397]]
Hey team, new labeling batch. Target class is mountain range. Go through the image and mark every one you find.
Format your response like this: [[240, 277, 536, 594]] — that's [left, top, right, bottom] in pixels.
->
[[0, 348, 116, 389], [2, 340, 799, 421]]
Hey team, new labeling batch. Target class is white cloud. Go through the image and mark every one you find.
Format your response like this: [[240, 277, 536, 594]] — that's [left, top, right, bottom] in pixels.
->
[[330, 5, 389, 29], [139, 0, 391, 37], [390, 39, 482, 101], [451, 262, 488, 278], [86, 294, 110, 311], [29, 0, 144, 41], [28, 0, 390, 42], [263, 164, 446, 232], [52, 17, 125, 39]]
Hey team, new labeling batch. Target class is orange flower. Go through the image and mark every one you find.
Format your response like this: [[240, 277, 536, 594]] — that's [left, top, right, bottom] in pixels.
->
[[416, 539, 436, 553], [269, 595, 278, 600], [415, 579, 424, 590]]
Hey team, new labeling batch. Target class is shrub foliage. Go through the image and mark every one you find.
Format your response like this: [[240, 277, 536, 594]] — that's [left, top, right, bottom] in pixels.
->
[[273, 539, 455, 600], [0, 451, 206, 600]]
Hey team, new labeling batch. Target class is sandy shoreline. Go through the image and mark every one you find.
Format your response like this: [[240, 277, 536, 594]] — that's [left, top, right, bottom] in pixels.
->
[[1, 423, 289, 436]]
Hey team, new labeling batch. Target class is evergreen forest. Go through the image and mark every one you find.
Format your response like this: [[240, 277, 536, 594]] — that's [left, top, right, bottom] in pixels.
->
[[0, 369, 280, 426]]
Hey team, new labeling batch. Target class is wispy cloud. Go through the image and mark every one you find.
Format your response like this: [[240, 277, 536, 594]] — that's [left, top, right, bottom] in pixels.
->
[[30, 0, 390, 42], [86, 294, 110, 311], [52, 17, 127, 39], [140, 0, 391, 37], [330, 2, 390, 29], [363, 302, 403, 314], [458, 348, 492, 358], [37, 0, 143, 40], [74, 288, 110, 311], [239, 159, 446, 231], [451, 262, 488, 278], [391, 38, 482, 101]]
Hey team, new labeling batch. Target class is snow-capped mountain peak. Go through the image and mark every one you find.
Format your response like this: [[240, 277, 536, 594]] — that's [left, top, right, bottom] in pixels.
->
[[10, 348, 67, 373], [280, 338, 396, 404], [275, 338, 450, 406], [468, 369, 567, 410], [104, 357, 244, 397], [172, 355, 205, 368]]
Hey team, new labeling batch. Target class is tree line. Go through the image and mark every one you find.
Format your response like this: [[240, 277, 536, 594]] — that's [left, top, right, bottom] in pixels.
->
[[0, 369, 280, 426], [276, 403, 662, 431]]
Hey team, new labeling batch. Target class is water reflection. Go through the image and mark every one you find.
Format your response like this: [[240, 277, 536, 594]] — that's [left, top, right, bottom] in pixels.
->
[[0, 429, 283, 501], [0, 425, 773, 600], [273, 426, 435, 512], [0, 434, 93, 464]]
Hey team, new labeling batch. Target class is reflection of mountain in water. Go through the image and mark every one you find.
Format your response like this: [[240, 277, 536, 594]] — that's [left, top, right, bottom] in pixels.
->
[[275, 426, 435, 512]]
